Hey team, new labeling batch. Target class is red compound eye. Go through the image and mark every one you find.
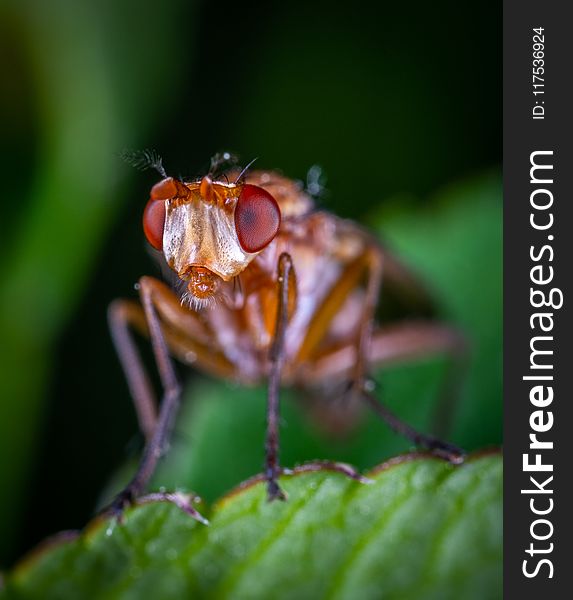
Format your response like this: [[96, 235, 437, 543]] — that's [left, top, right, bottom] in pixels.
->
[[143, 198, 166, 250], [234, 184, 281, 253], [144, 177, 179, 250]]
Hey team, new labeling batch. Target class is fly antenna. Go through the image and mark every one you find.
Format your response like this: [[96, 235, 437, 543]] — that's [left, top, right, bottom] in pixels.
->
[[121, 149, 167, 178], [235, 157, 259, 183]]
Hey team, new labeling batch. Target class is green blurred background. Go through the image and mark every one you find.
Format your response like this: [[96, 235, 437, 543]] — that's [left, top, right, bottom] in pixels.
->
[[0, 0, 501, 567]]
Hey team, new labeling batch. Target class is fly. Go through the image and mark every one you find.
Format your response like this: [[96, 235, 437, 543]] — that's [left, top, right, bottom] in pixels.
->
[[107, 153, 465, 522]]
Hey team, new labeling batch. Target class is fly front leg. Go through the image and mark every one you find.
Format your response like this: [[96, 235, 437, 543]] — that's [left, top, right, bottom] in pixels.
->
[[109, 299, 158, 442], [105, 276, 205, 523], [265, 252, 296, 501]]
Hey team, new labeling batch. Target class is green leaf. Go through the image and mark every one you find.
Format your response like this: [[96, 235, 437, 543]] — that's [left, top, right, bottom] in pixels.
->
[[4, 453, 501, 600]]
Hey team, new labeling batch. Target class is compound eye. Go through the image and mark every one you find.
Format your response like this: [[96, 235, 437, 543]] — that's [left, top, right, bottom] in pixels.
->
[[234, 184, 281, 253], [143, 198, 166, 250]]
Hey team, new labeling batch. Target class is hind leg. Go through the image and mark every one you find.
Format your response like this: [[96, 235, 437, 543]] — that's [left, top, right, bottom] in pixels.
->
[[300, 321, 467, 462]]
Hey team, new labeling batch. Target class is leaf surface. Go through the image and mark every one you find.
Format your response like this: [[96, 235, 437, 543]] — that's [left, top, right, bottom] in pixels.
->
[[4, 453, 502, 600]]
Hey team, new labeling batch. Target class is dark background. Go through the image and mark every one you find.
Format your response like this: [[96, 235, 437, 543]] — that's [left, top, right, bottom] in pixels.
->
[[0, 0, 501, 566]]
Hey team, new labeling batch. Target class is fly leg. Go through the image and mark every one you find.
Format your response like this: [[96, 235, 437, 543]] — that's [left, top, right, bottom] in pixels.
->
[[265, 253, 295, 501], [105, 276, 206, 523], [349, 246, 383, 395], [303, 322, 467, 462], [297, 238, 465, 462], [295, 245, 383, 412], [359, 321, 467, 462], [360, 386, 464, 462], [109, 299, 158, 442]]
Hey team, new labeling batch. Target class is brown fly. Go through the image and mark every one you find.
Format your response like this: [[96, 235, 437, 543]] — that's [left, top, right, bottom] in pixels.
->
[[107, 153, 465, 522]]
